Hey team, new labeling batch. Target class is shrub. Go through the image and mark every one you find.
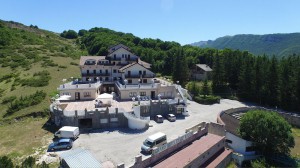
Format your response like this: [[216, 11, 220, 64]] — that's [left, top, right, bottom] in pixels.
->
[[21, 70, 51, 87], [0, 156, 13, 168], [1, 96, 17, 104], [60, 30, 78, 39], [70, 62, 78, 66], [194, 95, 220, 105], [6, 90, 46, 115]]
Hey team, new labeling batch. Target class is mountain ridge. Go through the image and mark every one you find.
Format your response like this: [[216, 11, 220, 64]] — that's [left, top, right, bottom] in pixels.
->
[[191, 33, 300, 57]]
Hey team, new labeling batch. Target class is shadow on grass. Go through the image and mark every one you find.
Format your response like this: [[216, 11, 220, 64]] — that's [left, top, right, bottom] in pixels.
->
[[42, 118, 60, 134]]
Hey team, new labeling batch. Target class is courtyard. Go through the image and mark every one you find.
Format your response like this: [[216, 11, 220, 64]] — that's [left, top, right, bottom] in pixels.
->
[[69, 99, 247, 167]]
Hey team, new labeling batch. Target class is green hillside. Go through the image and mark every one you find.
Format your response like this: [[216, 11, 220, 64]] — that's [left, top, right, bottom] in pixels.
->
[[191, 33, 300, 57], [0, 20, 86, 120]]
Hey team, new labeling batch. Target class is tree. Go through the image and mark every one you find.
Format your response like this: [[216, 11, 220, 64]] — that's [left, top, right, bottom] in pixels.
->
[[60, 30, 78, 39], [212, 52, 226, 94], [202, 79, 210, 98], [21, 156, 35, 168], [172, 48, 189, 86], [0, 156, 14, 168], [239, 110, 294, 155]]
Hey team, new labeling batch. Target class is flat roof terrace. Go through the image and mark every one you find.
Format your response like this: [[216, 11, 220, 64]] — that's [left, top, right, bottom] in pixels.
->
[[60, 100, 136, 114]]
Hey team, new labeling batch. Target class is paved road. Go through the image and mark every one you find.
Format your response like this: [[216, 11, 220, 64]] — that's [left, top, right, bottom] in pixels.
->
[[72, 99, 247, 167]]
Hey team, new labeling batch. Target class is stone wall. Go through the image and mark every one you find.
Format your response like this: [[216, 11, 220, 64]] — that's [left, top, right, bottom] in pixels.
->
[[129, 122, 211, 168], [219, 107, 300, 128]]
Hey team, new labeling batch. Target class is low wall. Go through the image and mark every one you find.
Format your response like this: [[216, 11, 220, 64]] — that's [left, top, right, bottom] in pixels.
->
[[218, 107, 300, 128], [208, 122, 226, 137], [130, 123, 209, 168]]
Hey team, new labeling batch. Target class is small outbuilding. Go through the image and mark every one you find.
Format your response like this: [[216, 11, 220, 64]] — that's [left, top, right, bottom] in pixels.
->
[[59, 148, 102, 168], [191, 64, 213, 80]]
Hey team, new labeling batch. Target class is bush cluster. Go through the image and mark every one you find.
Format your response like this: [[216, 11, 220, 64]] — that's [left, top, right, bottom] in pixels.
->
[[20, 70, 51, 87], [194, 95, 220, 105], [6, 90, 46, 115]]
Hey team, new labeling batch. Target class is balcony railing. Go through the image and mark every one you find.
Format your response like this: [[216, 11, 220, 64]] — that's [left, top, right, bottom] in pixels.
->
[[82, 73, 111, 77], [125, 74, 155, 78]]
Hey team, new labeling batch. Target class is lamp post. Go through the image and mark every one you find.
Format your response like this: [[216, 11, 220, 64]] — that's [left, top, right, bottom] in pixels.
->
[[151, 78, 154, 87], [138, 79, 141, 88], [176, 81, 179, 85], [88, 78, 92, 87], [137, 95, 141, 105], [124, 79, 128, 88], [96, 77, 99, 83]]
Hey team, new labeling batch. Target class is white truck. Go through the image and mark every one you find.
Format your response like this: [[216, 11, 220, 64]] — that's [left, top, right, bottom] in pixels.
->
[[54, 126, 80, 139]]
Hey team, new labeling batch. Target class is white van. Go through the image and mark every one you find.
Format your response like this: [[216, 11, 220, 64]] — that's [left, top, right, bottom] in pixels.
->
[[54, 126, 80, 140], [141, 132, 167, 154]]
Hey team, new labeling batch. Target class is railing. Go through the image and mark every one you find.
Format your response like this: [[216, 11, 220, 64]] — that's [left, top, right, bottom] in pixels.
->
[[58, 82, 101, 90], [82, 73, 110, 76], [125, 74, 155, 78], [116, 81, 157, 89]]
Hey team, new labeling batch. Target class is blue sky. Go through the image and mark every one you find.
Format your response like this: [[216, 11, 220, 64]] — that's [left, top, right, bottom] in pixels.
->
[[1, 0, 300, 45]]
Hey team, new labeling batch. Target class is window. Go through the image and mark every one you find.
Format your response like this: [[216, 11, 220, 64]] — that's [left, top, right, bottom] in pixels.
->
[[100, 77, 102, 81], [140, 92, 146, 96], [105, 77, 109, 81], [114, 54, 116, 59], [63, 92, 70, 95], [143, 79, 147, 83], [114, 77, 117, 81], [122, 54, 124, 58], [100, 70, 102, 73], [139, 71, 142, 75], [169, 106, 173, 112], [86, 78, 89, 81], [129, 92, 137, 97], [225, 139, 232, 144], [128, 79, 132, 84], [105, 70, 108, 74], [177, 108, 184, 114], [113, 69, 117, 73], [143, 71, 146, 75], [94, 77, 97, 81], [93, 70, 96, 74], [83, 92, 91, 97], [87, 70, 89, 74]]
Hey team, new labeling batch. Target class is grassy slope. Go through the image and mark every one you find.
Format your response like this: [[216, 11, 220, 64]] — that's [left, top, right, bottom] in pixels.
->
[[0, 20, 85, 161], [291, 127, 300, 158], [0, 20, 85, 120], [193, 33, 300, 57]]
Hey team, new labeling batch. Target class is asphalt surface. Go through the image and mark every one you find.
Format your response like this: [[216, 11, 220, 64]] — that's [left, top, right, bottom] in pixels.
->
[[70, 99, 247, 167]]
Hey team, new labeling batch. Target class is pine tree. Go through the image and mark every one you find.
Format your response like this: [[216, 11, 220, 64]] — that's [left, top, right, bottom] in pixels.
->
[[202, 79, 210, 98], [172, 48, 189, 86], [212, 52, 226, 94], [266, 56, 280, 107]]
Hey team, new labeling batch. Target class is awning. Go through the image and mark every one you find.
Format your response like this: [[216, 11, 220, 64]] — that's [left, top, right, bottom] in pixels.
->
[[97, 93, 113, 99], [56, 95, 71, 100]]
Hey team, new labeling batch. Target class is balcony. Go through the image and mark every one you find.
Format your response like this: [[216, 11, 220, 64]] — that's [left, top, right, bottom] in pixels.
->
[[125, 74, 155, 78], [82, 73, 111, 77]]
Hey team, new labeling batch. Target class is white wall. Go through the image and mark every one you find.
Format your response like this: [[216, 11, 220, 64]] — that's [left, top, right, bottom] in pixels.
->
[[108, 47, 138, 61], [226, 132, 254, 155]]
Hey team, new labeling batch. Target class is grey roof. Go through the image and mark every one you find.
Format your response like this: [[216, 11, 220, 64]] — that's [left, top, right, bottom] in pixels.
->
[[60, 148, 102, 168], [196, 64, 213, 71], [80, 56, 106, 65]]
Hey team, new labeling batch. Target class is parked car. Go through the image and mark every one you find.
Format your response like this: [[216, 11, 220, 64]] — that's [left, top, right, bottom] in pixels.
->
[[155, 115, 164, 123], [166, 114, 176, 122], [49, 138, 73, 151]]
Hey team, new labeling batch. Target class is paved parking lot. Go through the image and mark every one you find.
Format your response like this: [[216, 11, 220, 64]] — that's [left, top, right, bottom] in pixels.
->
[[71, 99, 247, 167]]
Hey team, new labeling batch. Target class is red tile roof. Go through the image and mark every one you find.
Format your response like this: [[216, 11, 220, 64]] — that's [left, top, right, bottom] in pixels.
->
[[154, 134, 224, 168]]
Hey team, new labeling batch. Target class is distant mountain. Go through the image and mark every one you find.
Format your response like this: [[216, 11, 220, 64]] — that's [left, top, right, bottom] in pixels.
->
[[191, 33, 300, 57]]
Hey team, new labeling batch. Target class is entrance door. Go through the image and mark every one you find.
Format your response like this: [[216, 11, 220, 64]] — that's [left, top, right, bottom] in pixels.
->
[[75, 92, 80, 100], [151, 91, 155, 99]]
